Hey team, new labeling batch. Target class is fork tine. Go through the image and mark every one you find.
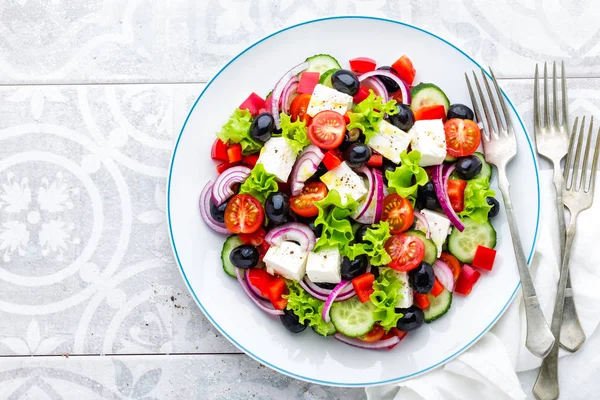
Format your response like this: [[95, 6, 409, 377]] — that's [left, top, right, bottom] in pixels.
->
[[472, 71, 496, 137], [490, 68, 514, 134], [534, 64, 541, 130], [552, 62, 559, 128], [481, 69, 505, 133], [543, 63, 550, 128], [564, 117, 580, 188], [581, 117, 594, 191], [561, 61, 569, 128], [590, 125, 600, 194], [572, 116, 588, 191], [465, 73, 488, 140]]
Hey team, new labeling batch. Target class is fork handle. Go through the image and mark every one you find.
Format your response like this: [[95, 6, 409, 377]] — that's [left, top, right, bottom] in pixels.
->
[[552, 167, 586, 352], [533, 217, 578, 400], [499, 171, 555, 358]]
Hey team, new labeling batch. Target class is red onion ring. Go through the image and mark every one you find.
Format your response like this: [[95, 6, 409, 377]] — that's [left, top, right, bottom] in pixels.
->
[[235, 268, 284, 316], [322, 281, 351, 323], [413, 210, 431, 239], [298, 279, 329, 301], [372, 169, 385, 223], [433, 259, 455, 292], [432, 164, 465, 231], [302, 276, 355, 298], [244, 269, 269, 300], [334, 333, 400, 349], [280, 77, 299, 114], [271, 62, 309, 129], [264, 222, 316, 252], [358, 70, 410, 105], [199, 181, 230, 235], [290, 145, 325, 196], [361, 77, 388, 101], [211, 165, 251, 206], [352, 166, 375, 221]]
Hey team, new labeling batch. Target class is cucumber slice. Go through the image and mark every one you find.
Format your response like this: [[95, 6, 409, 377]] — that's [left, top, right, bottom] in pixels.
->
[[330, 297, 376, 337], [221, 235, 244, 277], [424, 289, 452, 323], [447, 218, 497, 263], [405, 230, 437, 265], [305, 54, 342, 75], [313, 322, 336, 337], [410, 83, 450, 113], [472, 152, 492, 181], [318, 68, 338, 88]]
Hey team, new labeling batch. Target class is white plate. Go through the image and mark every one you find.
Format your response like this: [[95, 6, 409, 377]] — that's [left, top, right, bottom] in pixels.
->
[[167, 16, 540, 387]]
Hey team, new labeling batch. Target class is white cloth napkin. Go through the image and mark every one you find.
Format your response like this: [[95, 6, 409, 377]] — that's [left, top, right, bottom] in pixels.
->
[[366, 169, 600, 400]]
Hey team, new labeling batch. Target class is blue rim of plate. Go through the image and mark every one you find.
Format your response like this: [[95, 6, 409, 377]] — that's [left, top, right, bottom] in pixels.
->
[[167, 15, 541, 387]]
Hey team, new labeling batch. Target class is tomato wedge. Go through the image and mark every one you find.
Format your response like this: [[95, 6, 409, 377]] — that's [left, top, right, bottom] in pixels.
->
[[290, 182, 328, 217], [290, 94, 311, 123], [307, 110, 346, 149], [224, 194, 264, 234], [381, 194, 414, 234], [385, 234, 425, 272], [391, 55, 416, 85], [361, 324, 385, 342], [439, 252, 461, 282], [239, 226, 266, 246], [447, 179, 467, 213], [444, 118, 481, 157], [349, 57, 377, 74]]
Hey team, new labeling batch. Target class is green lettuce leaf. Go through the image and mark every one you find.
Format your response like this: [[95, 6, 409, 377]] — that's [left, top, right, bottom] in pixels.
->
[[370, 268, 404, 331], [459, 176, 496, 223], [278, 113, 311, 155], [238, 163, 278, 204], [385, 150, 429, 201], [343, 221, 392, 266], [216, 108, 262, 155], [347, 90, 398, 142], [284, 281, 335, 336], [313, 190, 359, 252]]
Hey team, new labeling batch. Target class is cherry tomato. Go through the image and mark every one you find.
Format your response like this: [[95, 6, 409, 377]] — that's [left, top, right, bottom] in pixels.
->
[[307, 110, 346, 149], [385, 234, 425, 272], [381, 194, 414, 234], [361, 324, 385, 342], [290, 182, 328, 217], [447, 179, 467, 212], [290, 94, 311, 123], [414, 105, 446, 121], [391, 55, 416, 85], [239, 227, 266, 246], [439, 252, 462, 282], [349, 57, 377, 74], [224, 194, 264, 234], [444, 118, 481, 157]]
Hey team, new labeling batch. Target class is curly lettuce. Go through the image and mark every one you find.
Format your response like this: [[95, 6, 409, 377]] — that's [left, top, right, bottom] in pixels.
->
[[284, 281, 335, 336], [386, 150, 429, 201], [370, 268, 404, 332], [347, 90, 398, 142], [459, 176, 496, 223], [343, 221, 392, 266], [238, 163, 278, 204], [216, 108, 262, 155], [313, 190, 359, 252], [278, 113, 311, 155]]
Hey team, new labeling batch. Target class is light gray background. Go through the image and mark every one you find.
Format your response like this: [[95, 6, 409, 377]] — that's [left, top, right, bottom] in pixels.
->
[[1, 0, 599, 398]]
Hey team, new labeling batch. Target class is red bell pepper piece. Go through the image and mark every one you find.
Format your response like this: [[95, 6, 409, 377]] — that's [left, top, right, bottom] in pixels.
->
[[472, 246, 497, 271], [239, 92, 266, 117], [455, 264, 481, 296], [239, 227, 266, 246], [414, 105, 446, 122], [211, 138, 229, 162], [322, 149, 343, 171], [267, 277, 288, 310], [216, 161, 238, 174], [343, 111, 351, 125], [352, 273, 375, 303], [242, 154, 259, 167], [353, 87, 370, 104], [414, 293, 430, 309], [447, 179, 467, 213], [431, 278, 444, 297], [350, 57, 377, 74], [247, 269, 274, 298], [381, 327, 408, 349], [391, 55, 416, 85], [367, 154, 383, 168], [227, 143, 243, 163], [298, 72, 320, 94]]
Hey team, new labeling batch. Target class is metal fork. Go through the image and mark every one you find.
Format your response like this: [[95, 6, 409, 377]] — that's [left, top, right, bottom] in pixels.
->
[[533, 117, 600, 400], [534, 62, 586, 353], [466, 70, 555, 358]]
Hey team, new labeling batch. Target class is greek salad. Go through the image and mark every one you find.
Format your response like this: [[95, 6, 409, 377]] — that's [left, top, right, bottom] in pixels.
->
[[200, 54, 500, 350]]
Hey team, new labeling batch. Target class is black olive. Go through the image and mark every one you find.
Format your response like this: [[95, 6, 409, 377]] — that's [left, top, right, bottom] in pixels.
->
[[314, 281, 338, 290], [454, 156, 483, 180], [388, 104, 415, 132], [343, 143, 371, 168], [331, 69, 360, 96], [265, 192, 290, 225], [229, 245, 259, 269], [354, 224, 371, 244], [307, 220, 323, 237], [447, 104, 475, 121], [209, 198, 229, 223], [314, 162, 328, 178], [376, 66, 400, 92], [371, 266, 380, 280], [341, 255, 369, 281], [487, 197, 500, 218], [250, 113, 274, 143], [338, 133, 353, 152], [416, 181, 440, 210], [381, 159, 397, 184], [408, 262, 435, 294], [395, 305, 425, 332], [280, 309, 308, 333]]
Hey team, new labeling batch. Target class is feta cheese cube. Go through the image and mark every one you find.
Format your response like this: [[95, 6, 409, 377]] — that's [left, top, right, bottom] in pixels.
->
[[306, 84, 354, 117], [421, 209, 452, 257], [257, 137, 297, 182], [367, 120, 413, 164], [320, 162, 368, 205], [410, 119, 447, 166], [390, 270, 414, 309], [306, 248, 342, 284], [263, 241, 308, 281]]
